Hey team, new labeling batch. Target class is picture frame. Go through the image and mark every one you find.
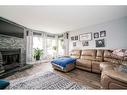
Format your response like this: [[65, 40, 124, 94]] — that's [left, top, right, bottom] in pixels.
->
[[79, 33, 92, 41], [73, 42, 76, 47], [100, 30, 106, 37], [94, 32, 99, 39], [75, 36, 78, 40], [95, 39, 105, 47], [82, 41, 89, 46], [71, 36, 74, 41]]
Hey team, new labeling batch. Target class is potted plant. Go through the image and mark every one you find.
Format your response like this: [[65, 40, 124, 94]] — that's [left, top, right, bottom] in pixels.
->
[[53, 46, 57, 51], [33, 48, 43, 60]]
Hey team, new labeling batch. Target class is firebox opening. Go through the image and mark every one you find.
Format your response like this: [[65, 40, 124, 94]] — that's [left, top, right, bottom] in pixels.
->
[[0, 49, 21, 71]]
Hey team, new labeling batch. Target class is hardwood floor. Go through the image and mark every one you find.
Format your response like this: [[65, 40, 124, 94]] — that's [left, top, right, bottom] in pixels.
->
[[4, 62, 101, 89]]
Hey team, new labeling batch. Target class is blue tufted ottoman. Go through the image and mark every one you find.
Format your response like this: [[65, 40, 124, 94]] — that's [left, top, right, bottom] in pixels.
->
[[51, 57, 76, 72]]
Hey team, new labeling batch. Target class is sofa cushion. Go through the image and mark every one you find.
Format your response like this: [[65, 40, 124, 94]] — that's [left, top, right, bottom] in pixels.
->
[[92, 61, 101, 73], [96, 57, 103, 62], [96, 50, 104, 62], [70, 50, 81, 59], [100, 62, 114, 71], [80, 56, 96, 60], [76, 59, 92, 68], [0, 80, 10, 89], [76, 59, 92, 71], [80, 50, 104, 62], [80, 50, 96, 60], [97, 50, 104, 57], [81, 49, 96, 57], [104, 50, 112, 58]]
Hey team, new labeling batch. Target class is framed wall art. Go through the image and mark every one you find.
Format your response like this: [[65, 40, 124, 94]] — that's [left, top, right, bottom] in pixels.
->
[[82, 41, 89, 46], [79, 33, 92, 41], [95, 39, 105, 47], [100, 30, 106, 37], [94, 32, 99, 39], [71, 36, 74, 41], [75, 36, 78, 40], [73, 42, 76, 47]]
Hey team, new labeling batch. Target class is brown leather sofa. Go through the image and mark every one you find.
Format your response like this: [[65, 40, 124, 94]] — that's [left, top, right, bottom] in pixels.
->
[[76, 49, 104, 73], [70, 49, 127, 89]]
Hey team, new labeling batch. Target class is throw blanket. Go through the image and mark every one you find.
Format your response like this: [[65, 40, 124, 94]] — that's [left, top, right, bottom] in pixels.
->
[[113, 49, 127, 57], [51, 57, 76, 68]]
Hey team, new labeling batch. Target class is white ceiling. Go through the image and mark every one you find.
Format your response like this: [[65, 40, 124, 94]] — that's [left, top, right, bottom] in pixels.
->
[[0, 6, 127, 34]]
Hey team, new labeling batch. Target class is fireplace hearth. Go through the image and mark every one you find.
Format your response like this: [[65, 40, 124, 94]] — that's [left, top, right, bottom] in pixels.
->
[[0, 49, 33, 78]]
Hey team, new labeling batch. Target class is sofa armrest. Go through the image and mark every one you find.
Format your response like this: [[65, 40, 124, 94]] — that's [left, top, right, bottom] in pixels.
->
[[102, 70, 127, 84], [100, 62, 114, 71]]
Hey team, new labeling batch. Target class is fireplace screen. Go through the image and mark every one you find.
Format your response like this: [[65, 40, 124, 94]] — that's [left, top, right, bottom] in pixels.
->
[[2, 53, 20, 65], [0, 49, 21, 70]]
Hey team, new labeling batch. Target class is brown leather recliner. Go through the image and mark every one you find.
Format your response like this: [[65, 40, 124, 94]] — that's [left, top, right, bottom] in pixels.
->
[[104, 50, 123, 65], [76, 49, 104, 73], [100, 50, 127, 89], [100, 62, 127, 89]]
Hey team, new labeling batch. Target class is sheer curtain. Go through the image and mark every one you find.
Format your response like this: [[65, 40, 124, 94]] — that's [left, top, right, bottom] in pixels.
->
[[26, 30, 33, 63]]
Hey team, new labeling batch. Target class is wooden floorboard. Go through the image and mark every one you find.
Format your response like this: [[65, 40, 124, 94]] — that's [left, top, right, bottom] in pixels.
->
[[4, 62, 101, 89]]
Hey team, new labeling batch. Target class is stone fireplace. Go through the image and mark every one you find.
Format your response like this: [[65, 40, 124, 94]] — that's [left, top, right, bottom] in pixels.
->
[[0, 17, 33, 78], [0, 34, 26, 75]]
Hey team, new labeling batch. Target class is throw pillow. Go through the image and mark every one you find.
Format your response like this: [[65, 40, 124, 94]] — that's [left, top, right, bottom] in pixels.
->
[[113, 49, 127, 57], [0, 80, 10, 89]]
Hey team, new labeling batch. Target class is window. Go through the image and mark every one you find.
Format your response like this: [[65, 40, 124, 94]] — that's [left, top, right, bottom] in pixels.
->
[[46, 38, 57, 58], [33, 33, 43, 60], [33, 36, 43, 49]]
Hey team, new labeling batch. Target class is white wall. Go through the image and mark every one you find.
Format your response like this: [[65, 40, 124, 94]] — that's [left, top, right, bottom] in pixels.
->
[[69, 17, 127, 51]]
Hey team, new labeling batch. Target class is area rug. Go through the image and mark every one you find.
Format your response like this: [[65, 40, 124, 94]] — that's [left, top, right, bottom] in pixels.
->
[[6, 71, 91, 90]]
